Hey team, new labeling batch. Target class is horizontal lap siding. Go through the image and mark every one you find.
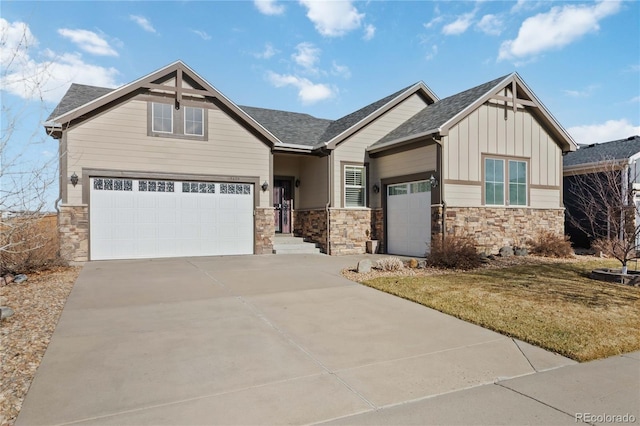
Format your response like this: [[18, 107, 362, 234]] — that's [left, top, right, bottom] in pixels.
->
[[332, 94, 429, 207], [444, 102, 562, 208], [66, 100, 270, 206], [298, 156, 328, 209], [371, 145, 438, 208], [445, 184, 482, 207], [530, 188, 561, 209]]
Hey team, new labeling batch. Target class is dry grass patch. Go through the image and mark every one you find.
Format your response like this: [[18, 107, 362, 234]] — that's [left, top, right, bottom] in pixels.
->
[[359, 259, 640, 362]]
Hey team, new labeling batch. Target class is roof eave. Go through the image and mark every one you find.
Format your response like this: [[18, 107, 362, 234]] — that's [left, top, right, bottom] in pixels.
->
[[367, 129, 440, 154]]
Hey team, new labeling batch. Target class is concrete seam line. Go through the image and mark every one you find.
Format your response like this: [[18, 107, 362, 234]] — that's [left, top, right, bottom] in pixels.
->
[[186, 260, 377, 409], [495, 383, 579, 422], [234, 296, 378, 410], [512, 338, 538, 372]]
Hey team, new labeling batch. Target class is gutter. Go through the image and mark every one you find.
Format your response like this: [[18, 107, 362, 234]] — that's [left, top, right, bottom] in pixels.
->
[[325, 150, 332, 255], [366, 129, 440, 155]]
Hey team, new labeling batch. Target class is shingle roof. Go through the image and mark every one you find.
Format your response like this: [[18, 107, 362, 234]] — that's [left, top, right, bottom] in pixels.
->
[[371, 75, 510, 148], [47, 84, 114, 120], [239, 106, 332, 146], [318, 84, 416, 143], [563, 136, 640, 167]]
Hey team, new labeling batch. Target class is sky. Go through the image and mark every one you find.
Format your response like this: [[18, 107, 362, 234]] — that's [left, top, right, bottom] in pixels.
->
[[1, 0, 639, 211]]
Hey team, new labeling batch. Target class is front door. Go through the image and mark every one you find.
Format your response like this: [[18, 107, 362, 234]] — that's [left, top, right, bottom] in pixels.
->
[[274, 179, 292, 233]]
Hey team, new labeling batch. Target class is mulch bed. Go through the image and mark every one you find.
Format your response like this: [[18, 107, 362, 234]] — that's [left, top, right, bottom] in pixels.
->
[[0, 266, 80, 426]]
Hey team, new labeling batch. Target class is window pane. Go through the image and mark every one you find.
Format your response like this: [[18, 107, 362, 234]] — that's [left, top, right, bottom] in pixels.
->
[[410, 181, 430, 193], [344, 165, 365, 207], [185, 107, 204, 136], [388, 184, 408, 196], [485, 159, 504, 205], [508, 160, 527, 206], [152, 103, 172, 133]]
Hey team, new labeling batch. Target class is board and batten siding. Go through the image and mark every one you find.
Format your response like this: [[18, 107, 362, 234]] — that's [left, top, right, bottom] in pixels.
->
[[369, 144, 438, 209], [331, 93, 429, 207], [64, 99, 271, 207], [443, 102, 562, 208]]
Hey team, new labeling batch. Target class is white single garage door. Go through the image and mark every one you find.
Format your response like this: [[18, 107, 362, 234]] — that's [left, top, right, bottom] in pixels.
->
[[386, 180, 431, 257], [90, 177, 254, 260]]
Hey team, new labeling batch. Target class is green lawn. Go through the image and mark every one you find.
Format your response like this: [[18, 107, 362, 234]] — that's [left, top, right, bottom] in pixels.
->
[[359, 259, 640, 362]]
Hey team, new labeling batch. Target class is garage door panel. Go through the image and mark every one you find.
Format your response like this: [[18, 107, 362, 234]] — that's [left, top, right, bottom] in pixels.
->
[[90, 178, 254, 260], [387, 181, 431, 257]]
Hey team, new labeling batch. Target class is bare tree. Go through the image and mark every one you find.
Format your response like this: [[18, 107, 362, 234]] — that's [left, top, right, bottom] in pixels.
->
[[565, 158, 640, 273], [1, 20, 59, 274]]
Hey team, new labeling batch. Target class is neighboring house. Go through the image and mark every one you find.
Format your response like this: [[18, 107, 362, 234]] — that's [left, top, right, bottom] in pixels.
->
[[563, 135, 640, 248], [45, 61, 577, 261]]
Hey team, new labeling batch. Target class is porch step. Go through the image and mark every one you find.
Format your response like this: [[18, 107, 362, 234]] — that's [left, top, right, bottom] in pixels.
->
[[273, 235, 322, 254]]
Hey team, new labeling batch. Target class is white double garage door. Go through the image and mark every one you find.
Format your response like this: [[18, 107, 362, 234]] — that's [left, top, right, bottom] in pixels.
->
[[386, 180, 431, 257], [90, 177, 254, 260]]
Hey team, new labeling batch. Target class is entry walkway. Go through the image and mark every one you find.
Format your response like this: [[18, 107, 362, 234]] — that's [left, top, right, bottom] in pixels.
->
[[16, 255, 637, 425]]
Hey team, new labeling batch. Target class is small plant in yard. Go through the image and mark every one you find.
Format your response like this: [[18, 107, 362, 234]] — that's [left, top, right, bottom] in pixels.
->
[[376, 257, 404, 271], [527, 230, 574, 258], [426, 234, 481, 270]]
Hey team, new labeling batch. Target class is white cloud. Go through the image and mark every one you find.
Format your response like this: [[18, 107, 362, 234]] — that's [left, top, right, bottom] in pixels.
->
[[499, 0, 622, 61], [442, 12, 475, 35], [254, 0, 285, 16], [331, 61, 351, 79], [191, 30, 211, 41], [129, 15, 156, 33], [266, 71, 335, 104], [1, 19, 119, 103], [424, 16, 444, 29], [58, 28, 118, 56], [299, 0, 364, 37], [568, 119, 640, 145], [476, 14, 503, 36], [425, 44, 438, 61], [363, 24, 375, 41], [292, 42, 321, 72], [563, 84, 599, 98], [253, 43, 278, 59]]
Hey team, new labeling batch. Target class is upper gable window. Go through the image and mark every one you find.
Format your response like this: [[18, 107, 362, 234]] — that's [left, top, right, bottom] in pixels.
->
[[152, 103, 173, 133], [148, 102, 207, 140], [184, 107, 204, 136]]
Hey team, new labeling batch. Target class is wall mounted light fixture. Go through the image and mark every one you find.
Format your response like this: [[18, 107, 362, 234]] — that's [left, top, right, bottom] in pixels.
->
[[372, 183, 380, 193], [70, 172, 79, 187], [429, 174, 438, 189], [261, 181, 269, 192], [295, 179, 301, 188]]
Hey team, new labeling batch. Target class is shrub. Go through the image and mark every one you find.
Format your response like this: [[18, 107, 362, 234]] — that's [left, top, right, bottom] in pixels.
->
[[426, 234, 480, 270], [376, 257, 404, 271], [1, 214, 62, 274], [526, 231, 574, 258]]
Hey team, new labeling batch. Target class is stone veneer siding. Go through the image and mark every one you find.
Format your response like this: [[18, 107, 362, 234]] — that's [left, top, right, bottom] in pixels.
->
[[328, 208, 381, 256], [293, 209, 328, 253], [444, 207, 564, 254], [254, 207, 275, 254], [59, 205, 89, 262]]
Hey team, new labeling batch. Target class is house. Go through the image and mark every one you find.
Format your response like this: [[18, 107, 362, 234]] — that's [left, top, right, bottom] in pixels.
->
[[45, 61, 577, 261], [563, 135, 640, 248]]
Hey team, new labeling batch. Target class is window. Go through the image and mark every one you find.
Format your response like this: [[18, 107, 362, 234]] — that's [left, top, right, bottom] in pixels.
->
[[184, 107, 204, 136], [484, 158, 527, 206], [344, 165, 366, 207], [509, 160, 527, 206], [485, 159, 504, 205], [152, 103, 173, 133]]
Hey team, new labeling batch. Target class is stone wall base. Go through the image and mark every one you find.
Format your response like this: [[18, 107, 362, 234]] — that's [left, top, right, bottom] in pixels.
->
[[59, 204, 89, 262], [444, 207, 565, 254], [254, 207, 275, 254], [293, 209, 328, 253]]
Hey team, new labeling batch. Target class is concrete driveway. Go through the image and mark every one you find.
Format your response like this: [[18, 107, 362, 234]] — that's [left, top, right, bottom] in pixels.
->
[[17, 254, 578, 425]]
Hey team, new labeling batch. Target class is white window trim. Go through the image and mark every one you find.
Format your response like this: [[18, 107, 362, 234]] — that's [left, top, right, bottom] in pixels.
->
[[152, 102, 173, 134], [184, 106, 204, 136], [344, 165, 367, 208]]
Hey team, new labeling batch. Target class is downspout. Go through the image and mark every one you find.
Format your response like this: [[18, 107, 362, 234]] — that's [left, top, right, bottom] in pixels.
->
[[325, 150, 332, 254]]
